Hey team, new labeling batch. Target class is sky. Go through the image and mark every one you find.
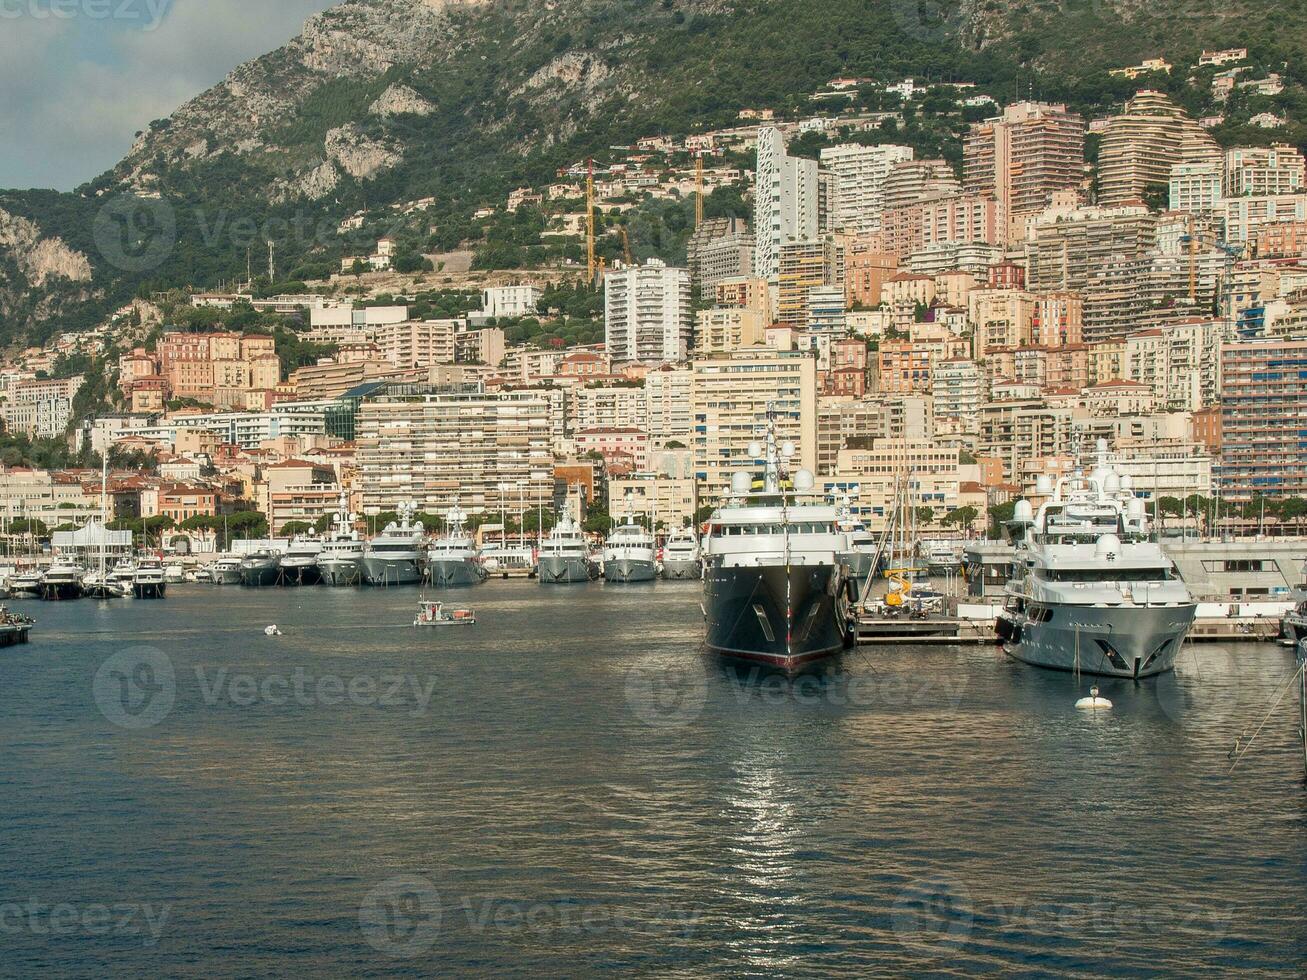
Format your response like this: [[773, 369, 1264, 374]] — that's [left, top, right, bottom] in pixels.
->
[[0, 0, 338, 191]]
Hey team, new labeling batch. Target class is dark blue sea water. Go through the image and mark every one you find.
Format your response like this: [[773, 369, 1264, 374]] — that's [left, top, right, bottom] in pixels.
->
[[1, 581, 1304, 977]]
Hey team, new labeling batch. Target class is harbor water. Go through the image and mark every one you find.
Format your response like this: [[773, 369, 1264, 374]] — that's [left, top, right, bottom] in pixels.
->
[[1, 582, 1304, 976]]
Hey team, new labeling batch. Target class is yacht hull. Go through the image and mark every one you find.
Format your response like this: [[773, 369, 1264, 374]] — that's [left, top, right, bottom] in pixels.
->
[[704, 562, 855, 673], [1001, 602, 1197, 679], [279, 562, 323, 587], [537, 556, 594, 584], [240, 559, 282, 588], [360, 556, 423, 587], [661, 558, 702, 580], [213, 567, 243, 585], [427, 559, 486, 588], [604, 558, 657, 583], [41, 581, 83, 602], [318, 558, 361, 587], [839, 551, 876, 598], [133, 581, 167, 599]]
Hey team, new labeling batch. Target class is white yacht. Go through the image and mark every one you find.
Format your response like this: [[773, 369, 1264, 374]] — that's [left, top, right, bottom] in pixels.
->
[[660, 526, 702, 580], [361, 502, 425, 586], [536, 516, 596, 584], [426, 502, 487, 588], [210, 557, 244, 585], [8, 569, 44, 598], [603, 513, 658, 583], [317, 496, 364, 587], [702, 422, 857, 673], [133, 558, 167, 599], [280, 536, 324, 586], [997, 441, 1197, 679], [107, 560, 139, 587], [923, 541, 963, 576], [836, 497, 878, 599], [41, 561, 85, 601]]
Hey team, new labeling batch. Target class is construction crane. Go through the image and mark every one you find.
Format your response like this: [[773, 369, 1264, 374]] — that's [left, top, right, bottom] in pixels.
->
[[695, 155, 705, 229], [619, 226, 634, 266], [586, 158, 596, 285]]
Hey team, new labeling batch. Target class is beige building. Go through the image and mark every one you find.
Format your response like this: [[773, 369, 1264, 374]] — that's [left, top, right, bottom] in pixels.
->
[[1097, 91, 1220, 207], [694, 307, 768, 355], [963, 101, 1085, 242], [373, 319, 458, 369], [607, 473, 698, 529], [644, 366, 694, 449], [691, 350, 818, 501], [356, 386, 559, 515]]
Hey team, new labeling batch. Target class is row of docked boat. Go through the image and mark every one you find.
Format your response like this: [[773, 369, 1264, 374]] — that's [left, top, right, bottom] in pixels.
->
[[213, 498, 712, 589], [3, 558, 169, 601]]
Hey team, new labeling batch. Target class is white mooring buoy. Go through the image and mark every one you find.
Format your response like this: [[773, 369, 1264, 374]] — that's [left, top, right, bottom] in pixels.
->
[[1076, 685, 1112, 710]]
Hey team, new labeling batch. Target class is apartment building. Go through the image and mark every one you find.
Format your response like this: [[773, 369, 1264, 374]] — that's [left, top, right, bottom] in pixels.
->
[[1026, 204, 1157, 293], [644, 365, 694, 449], [356, 385, 558, 514], [1224, 144, 1306, 198], [1223, 194, 1307, 246], [571, 384, 648, 433], [687, 219, 756, 293], [776, 239, 840, 327], [931, 358, 984, 429], [1169, 162, 1223, 215], [1219, 338, 1307, 498], [1097, 91, 1221, 207], [963, 101, 1085, 241], [604, 259, 693, 363], [818, 142, 914, 235], [690, 350, 818, 499], [979, 399, 1078, 479], [481, 284, 542, 319], [694, 307, 767, 355], [754, 127, 820, 279], [881, 158, 961, 212]]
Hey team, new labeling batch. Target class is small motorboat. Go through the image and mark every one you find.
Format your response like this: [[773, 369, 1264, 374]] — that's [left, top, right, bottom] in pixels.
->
[[413, 600, 476, 627]]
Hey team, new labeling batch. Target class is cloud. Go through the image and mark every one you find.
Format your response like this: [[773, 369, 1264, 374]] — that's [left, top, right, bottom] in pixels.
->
[[0, 0, 337, 191]]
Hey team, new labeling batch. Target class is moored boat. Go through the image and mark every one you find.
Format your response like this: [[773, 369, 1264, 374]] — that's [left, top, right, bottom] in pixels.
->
[[426, 502, 487, 588], [603, 513, 657, 584], [361, 502, 425, 586], [701, 421, 856, 674], [41, 562, 85, 601], [996, 441, 1196, 679], [133, 559, 168, 599], [660, 526, 702, 580], [536, 516, 597, 584], [239, 551, 281, 588]]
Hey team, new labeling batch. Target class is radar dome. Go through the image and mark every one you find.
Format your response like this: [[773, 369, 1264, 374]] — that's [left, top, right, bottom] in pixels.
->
[[1013, 500, 1034, 523], [781, 441, 796, 459], [793, 469, 815, 491], [1035, 475, 1054, 496], [1119, 474, 1133, 491], [1095, 533, 1121, 561], [730, 472, 752, 495], [747, 442, 763, 459], [1103, 472, 1121, 493], [1126, 498, 1146, 522]]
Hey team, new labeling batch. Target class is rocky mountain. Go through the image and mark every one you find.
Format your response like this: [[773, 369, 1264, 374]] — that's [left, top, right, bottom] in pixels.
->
[[0, 0, 1302, 342]]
